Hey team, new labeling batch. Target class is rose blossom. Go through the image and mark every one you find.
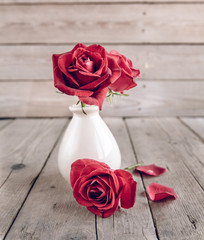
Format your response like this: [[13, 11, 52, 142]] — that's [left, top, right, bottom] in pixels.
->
[[108, 50, 140, 92], [70, 159, 137, 218], [52, 43, 121, 110]]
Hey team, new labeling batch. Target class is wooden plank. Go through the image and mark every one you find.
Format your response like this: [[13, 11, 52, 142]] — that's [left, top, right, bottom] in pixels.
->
[[0, 80, 204, 117], [1, 45, 204, 81], [4, 120, 97, 240], [126, 118, 204, 240], [0, 118, 67, 239], [0, 4, 204, 43], [1, 0, 204, 3], [181, 118, 204, 140], [5, 118, 157, 240], [0, 120, 13, 131], [97, 118, 157, 240]]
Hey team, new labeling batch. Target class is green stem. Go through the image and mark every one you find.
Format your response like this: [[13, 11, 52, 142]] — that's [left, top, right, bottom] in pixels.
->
[[124, 161, 143, 171], [81, 101, 87, 115]]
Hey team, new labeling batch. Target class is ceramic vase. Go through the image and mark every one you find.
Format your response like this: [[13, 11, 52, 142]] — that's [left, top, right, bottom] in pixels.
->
[[58, 104, 121, 183]]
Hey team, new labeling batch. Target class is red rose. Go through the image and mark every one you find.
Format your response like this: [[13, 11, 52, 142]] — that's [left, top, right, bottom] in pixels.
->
[[52, 43, 120, 110], [108, 50, 140, 92], [70, 159, 137, 218]]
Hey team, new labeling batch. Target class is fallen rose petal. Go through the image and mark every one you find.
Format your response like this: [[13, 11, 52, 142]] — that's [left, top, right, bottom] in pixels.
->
[[136, 164, 166, 176], [147, 183, 177, 201]]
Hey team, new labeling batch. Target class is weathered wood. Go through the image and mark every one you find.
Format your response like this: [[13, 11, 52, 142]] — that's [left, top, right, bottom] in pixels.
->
[[4, 119, 97, 240], [1, 45, 204, 81], [1, 4, 204, 43], [126, 118, 204, 240], [0, 120, 13, 131], [0, 80, 204, 117], [0, 118, 67, 239], [181, 118, 204, 141], [1, 0, 204, 3], [96, 118, 157, 240], [4, 118, 156, 240]]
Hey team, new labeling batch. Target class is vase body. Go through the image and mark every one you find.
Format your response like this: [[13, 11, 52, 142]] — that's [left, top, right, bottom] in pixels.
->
[[58, 105, 121, 183]]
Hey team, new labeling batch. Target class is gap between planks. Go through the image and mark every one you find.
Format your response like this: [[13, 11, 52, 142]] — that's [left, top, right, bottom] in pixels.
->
[[125, 118, 204, 239], [178, 118, 204, 144], [124, 119, 160, 240], [1, 119, 69, 240]]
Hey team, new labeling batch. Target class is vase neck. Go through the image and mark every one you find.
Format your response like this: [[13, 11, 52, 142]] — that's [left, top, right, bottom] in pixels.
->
[[69, 104, 99, 117]]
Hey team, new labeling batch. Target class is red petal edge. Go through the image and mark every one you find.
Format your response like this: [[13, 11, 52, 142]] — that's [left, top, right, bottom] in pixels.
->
[[114, 169, 137, 209], [147, 183, 177, 201], [136, 164, 166, 176]]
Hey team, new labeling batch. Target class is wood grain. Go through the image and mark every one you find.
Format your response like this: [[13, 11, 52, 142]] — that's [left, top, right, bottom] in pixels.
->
[[0, 80, 203, 117], [0, 120, 13, 131], [1, 45, 204, 81], [126, 118, 204, 240], [0, 118, 67, 239], [4, 118, 156, 240], [97, 118, 157, 240], [0, 4, 204, 44], [1, 0, 204, 3], [4, 119, 98, 240], [181, 118, 204, 141]]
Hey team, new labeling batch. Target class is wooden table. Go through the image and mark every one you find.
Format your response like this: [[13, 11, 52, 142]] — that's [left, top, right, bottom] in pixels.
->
[[1, 117, 204, 240]]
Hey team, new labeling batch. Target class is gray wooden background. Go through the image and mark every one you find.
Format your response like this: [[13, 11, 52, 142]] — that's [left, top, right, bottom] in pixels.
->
[[0, 0, 204, 117]]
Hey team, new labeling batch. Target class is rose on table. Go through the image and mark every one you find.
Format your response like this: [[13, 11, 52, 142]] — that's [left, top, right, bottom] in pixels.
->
[[70, 159, 177, 218]]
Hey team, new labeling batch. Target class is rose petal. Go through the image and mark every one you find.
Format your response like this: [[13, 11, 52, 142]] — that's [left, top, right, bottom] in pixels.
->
[[87, 193, 120, 218], [70, 43, 87, 54], [72, 178, 94, 207], [132, 68, 140, 78], [80, 74, 109, 90], [114, 169, 137, 209], [147, 183, 177, 201], [107, 56, 121, 83], [72, 47, 87, 62], [136, 164, 166, 176], [53, 55, 94, 97], [70, 159, 110, 187], [109, 71, 137, 92], [79, 87, 108, 110], [58, 53, 73, 77], [109, 50, 132, 76]]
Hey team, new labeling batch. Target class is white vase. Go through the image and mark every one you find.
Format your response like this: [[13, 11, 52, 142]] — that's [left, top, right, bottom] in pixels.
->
[[58, 104, 121, 183]]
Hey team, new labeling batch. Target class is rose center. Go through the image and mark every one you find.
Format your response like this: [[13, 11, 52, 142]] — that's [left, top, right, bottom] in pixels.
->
[[80, 55, 94, 73], [89, 187, 102, 199]]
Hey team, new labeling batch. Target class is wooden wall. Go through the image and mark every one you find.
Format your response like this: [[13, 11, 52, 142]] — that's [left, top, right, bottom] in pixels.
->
[[0, 0, 204, 117]]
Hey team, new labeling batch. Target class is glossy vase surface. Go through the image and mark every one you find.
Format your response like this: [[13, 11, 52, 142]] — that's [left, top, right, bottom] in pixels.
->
[[58, 105, 121, 183]]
